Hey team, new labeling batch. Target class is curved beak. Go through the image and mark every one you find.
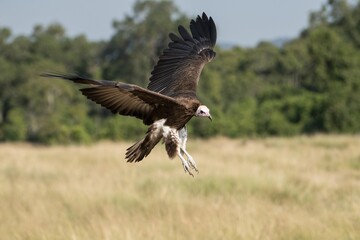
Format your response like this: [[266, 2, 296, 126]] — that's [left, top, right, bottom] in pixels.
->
[[208, 115, 212, 121]]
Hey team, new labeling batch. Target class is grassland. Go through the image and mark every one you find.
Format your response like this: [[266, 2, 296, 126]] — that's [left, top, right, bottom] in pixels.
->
[[0, 135, 360, 240]]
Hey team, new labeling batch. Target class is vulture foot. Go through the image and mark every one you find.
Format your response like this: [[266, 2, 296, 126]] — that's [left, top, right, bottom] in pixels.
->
[[178, 151, 194, 177], [179, 147, 199, 176]]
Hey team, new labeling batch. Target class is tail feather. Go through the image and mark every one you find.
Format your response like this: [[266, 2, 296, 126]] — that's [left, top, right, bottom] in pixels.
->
[[126, 138, 148, 162], [126, 129, 162, 162]]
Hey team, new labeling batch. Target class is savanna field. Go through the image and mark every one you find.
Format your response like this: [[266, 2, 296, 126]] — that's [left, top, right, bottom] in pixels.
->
[[1, 135, 360, 240]]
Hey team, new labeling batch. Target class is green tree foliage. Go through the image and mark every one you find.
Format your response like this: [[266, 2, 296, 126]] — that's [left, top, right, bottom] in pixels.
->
[[0, 0, 359, 144], [101, 0, 188, 86], [0, 23, 100, 144]]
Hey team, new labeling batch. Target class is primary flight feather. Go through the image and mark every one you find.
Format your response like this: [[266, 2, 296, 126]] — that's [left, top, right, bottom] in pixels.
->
[[42, 12, 217, 176]]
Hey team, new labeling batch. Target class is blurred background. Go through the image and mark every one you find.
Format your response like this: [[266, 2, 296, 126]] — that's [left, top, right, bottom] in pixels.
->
[[0, 0, 359, 143]]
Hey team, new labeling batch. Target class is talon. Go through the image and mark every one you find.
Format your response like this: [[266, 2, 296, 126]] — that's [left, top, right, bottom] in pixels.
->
[[190, 163, 199, 173], [182, 162, 194, 177], [178, 136, 198, 176], [186, 156, 198, 173], [178, 148, 196, 177], [186, 167, 194, 177]]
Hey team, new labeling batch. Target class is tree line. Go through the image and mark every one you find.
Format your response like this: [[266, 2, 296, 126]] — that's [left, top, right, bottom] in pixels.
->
[[0, 0, 359, 144]]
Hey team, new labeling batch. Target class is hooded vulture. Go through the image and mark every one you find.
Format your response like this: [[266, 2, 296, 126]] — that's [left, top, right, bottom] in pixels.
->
[[42, 12, 217, 176]]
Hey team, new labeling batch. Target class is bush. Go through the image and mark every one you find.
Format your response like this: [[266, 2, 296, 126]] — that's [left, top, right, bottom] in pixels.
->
[[1, 108, 27, 141]]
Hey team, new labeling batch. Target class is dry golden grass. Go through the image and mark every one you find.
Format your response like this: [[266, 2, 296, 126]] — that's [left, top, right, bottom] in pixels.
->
[[1, 135, 360, 239]]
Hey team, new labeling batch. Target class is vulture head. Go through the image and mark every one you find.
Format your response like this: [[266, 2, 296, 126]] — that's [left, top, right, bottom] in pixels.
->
[[195, 105, 212, 121]]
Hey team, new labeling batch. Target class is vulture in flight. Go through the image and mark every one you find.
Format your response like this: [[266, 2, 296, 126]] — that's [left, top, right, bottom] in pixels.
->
[[42, 13, 217, 176]]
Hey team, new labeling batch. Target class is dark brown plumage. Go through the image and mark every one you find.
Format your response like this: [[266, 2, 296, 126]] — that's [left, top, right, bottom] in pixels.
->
[[42, 12, 217, 176], [148, 12, 216, 96]]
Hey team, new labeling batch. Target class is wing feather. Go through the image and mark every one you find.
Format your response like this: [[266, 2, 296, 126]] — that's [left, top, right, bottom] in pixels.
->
[[147, 12, 217, 96], [178, 26, 193, 42], [42, 73, 180, 124]]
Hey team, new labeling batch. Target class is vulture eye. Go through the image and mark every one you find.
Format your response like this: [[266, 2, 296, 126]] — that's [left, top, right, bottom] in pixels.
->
[[200, 110, 205, 114]]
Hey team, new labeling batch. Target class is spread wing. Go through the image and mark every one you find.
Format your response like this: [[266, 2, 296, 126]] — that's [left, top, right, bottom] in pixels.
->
[[41, 73, 179, 124], [147, 12, 217, 96]]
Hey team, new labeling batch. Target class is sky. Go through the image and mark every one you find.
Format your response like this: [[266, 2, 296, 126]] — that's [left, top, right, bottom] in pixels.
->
[[0, 0, 327, 47]]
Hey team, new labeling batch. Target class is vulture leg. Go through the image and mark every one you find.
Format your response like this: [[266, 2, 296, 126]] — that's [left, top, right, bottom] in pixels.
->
[[178, 126, 187, 155], [164, 125, 194, 176], [178, 126, 199, 173], [180, 148, 198, 173], [177, 150, 194, 177]]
